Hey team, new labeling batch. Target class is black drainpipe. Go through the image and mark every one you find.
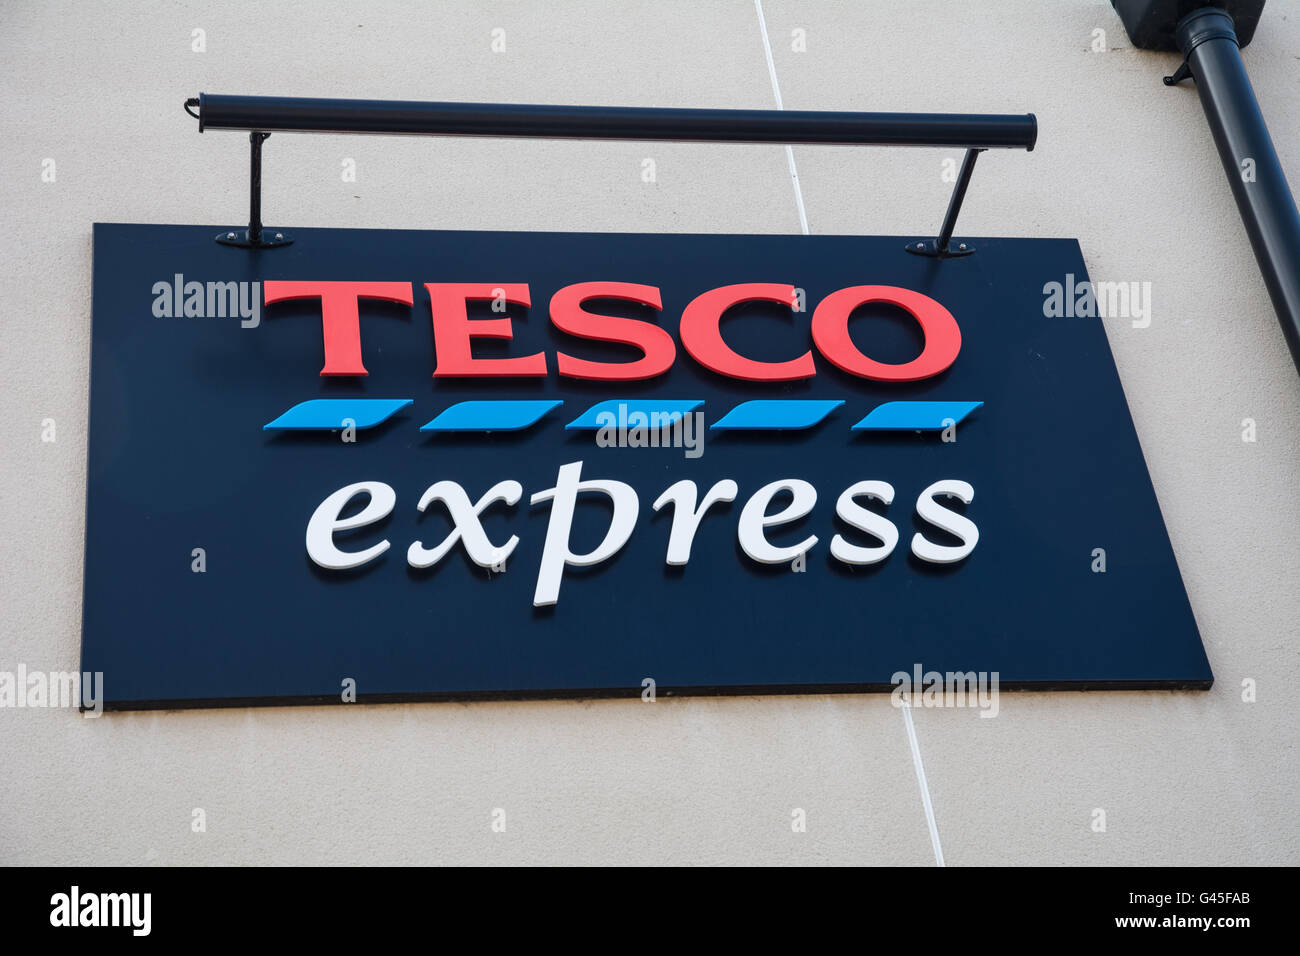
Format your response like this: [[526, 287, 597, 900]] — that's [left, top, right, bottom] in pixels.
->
[[1113, 1, 1300, 375]]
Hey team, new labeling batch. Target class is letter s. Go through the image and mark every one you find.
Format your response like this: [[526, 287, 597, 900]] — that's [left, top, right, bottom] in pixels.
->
[[911, 480, 978, 564]]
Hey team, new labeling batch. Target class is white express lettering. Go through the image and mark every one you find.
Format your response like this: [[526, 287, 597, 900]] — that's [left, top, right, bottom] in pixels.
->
[[407, 479, 522, 569], [737, 478, 819, 564], [830, 480, 898, 565], [911, 479, 978, 563], [530, 462, 640, 606], [305, 480, 396, 570], [304, 466, 979, 604], [652, 479, 738, 566]]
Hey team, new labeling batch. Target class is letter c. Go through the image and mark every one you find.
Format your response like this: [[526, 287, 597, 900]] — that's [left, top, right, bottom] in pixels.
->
[[680, 283, 815, 382]]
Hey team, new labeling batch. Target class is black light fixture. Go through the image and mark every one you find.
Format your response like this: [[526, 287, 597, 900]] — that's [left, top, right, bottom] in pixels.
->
[[185, 94, 1036, 257], [1112, 0, 1300, 376]]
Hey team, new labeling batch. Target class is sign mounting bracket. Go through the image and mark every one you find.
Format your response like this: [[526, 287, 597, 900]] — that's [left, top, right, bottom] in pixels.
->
[[188, 109, 293, 250], [905, 148, 985, 259], [184, 94, 1037, 254]]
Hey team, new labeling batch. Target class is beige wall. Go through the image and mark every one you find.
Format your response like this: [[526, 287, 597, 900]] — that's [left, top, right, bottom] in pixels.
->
[[1, 0, 1296, 865]]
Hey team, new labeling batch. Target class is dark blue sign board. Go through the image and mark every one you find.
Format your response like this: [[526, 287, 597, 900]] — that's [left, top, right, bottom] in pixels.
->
[[82, 224, 1211, 708]]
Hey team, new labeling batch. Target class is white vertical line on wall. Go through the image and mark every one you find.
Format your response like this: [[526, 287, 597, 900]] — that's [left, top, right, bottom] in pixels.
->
[[754, 0, 945, 868], [753, 0, 810, 235], [902, 703, 945, 866]]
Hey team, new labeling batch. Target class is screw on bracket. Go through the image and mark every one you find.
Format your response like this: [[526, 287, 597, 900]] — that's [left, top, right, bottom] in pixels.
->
[[1164, 61, 1193, 86]]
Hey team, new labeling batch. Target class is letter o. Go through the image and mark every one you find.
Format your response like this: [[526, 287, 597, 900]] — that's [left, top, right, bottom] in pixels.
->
[[811, 286, 960, 382]]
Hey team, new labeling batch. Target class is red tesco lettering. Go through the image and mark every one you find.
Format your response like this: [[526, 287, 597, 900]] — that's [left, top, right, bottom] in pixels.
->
[[261, 279, 962, 383]]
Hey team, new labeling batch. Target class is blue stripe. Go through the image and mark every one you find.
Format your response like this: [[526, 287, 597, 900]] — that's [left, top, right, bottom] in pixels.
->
[[420, 400, 563, 432], [566, 399, 703, 430], [852, 401, 983, 431], [711, 399, 844, 430], [263, 398, 412, 431]]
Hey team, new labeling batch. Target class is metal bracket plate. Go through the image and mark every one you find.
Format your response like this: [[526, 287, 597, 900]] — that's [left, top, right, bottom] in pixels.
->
[[215, 229, 292, 249]]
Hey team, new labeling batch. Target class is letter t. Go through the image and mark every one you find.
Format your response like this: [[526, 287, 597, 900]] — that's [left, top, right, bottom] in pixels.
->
[[263, 280, 414, 376]]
